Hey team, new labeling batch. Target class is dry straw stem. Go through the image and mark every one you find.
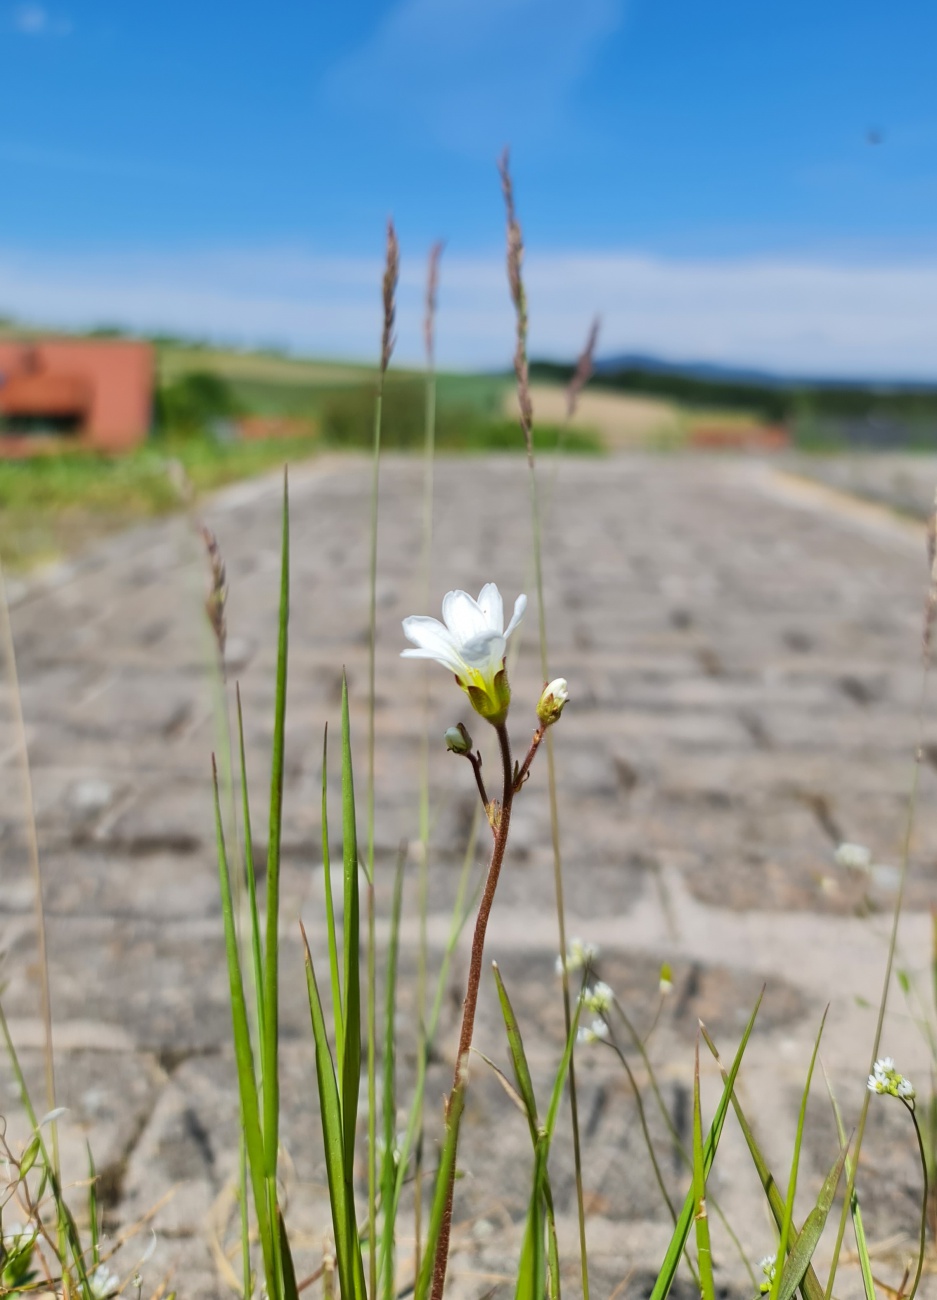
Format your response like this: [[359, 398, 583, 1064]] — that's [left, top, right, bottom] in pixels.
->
[[381, 219, 400, 375], [498, 149, 533, 459], [566, 315, 601, 420], [924, 490, 937, 660]]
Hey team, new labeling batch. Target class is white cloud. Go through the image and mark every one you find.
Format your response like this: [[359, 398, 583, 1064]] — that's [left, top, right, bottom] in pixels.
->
[[2, 244, 937, 379], [11, 4, 71, 35], [322, 0, 622, 151]]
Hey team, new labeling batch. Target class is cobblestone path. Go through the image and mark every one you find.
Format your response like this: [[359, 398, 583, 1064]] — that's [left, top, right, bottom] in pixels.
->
[[2, 454, 937, 1298]]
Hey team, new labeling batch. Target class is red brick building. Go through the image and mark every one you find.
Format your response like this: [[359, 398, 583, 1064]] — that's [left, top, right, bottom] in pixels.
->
[[0, 339, 154, 452]]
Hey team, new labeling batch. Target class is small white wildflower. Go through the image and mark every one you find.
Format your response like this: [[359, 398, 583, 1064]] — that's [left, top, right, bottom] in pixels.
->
[[577, 1018, 609, 1045], [582, 981, 614, 1014], [834, 842, 872, 871], [867, 1057, 914, 1101], [659, 962, 673, 995], [402, 584, 527, 725], [559, 937, 600, 974], [89, 1263, 120, 1298], [758, 1255, 777, 1294]]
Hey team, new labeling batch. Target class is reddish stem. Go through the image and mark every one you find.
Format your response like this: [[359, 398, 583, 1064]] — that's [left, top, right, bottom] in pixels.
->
[[430, 722, 514, 1300]]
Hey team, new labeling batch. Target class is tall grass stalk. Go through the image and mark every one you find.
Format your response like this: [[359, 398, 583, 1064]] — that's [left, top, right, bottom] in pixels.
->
[[0, 556, 66, 1275], [414, 240, 443, 1282], [826, 671, 932, 1294], [367, 220, 400, 1298], [499, 148, 591, 1300]]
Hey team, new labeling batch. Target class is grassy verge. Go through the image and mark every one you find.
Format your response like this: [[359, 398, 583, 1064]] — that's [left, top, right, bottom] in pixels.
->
[[0, 435, 319, 570]]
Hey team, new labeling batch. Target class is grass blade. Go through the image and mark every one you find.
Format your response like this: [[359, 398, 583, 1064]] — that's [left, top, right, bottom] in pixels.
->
[[212, 758, 274, 1289], [692, 1038, 715, 1300], [86, 1141, 100, 1267], [301, 923, 367, 1300], [492, 962, 540, 1140], [649, 988, 763, 1300], [776, 1143, 848, 1300], [235, 683, 265, 1049], [416, 1082, 466, 1300], [340, 673, 362, 1183], [321, 723, 344, 1066], [262, 472, 290, 1179], [700, 1019, 825, 1300], [821, 1064, 875, 1300], [771, 1010, 828, 1300], [379, 846, 406, 1300]]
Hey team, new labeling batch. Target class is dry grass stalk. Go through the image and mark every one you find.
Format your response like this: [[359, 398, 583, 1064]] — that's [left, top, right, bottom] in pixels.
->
[[424, 240, 444, 367], [567, 314, 601, 419], [926, 490, 937, 661], [381, 219, 400, 375], [201, 524, 228, 667], [498, 149, 533, 461]]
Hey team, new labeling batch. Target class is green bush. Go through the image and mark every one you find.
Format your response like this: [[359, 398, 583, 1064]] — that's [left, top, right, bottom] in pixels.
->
[[156, 370, 243, 437], [320, 379, 602, 453]]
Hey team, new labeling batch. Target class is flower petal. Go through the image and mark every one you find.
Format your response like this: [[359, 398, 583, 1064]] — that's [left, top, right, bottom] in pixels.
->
[[460, 630, 506, 673], [475, 583, 504, 634], [401, 616, 466, 674], [441, 589, 488, 642], [503, 593, 527, 640]]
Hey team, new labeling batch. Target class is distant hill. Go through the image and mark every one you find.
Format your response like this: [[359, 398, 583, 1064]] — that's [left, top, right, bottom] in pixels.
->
[[592, 352, 937, 393], [529, 355, 937, 449]]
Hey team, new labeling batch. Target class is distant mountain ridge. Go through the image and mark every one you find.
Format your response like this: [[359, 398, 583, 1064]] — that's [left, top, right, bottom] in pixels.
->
[[589, 353, 937, 393]]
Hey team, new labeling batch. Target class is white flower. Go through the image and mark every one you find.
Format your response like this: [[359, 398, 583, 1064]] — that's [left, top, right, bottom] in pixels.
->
[[758, 1255, 777, 1294], [557, 937, 600, 974], [577, 1018, 609, 1045], [867, 1057, 915, 1100], [402, 583, 527, 724], [89, 1263, 120, 1298], [582, 981, 614, 1013], [834, 842, 872, 871]]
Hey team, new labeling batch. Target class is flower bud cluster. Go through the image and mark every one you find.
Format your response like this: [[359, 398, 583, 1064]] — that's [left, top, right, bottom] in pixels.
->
[[867, 1057, 915, 1100], [577, 1019, 609, 1045], [757, 1255, 777, 1295], [581, 981, 614, 1014], [555, 937, 599, 975]]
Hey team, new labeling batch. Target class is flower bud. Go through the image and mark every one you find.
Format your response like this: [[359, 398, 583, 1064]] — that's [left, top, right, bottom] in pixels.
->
[[445, 722, 474, 755], [537, 678, 569, 726]]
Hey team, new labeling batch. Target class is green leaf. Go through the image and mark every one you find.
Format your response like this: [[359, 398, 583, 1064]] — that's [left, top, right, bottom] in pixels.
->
[[649, 989, 763, 1300], [321, 724, 344, 1066], [86, 1141, 100, 1267], [212, 760, 275, 1291], [692, 1039, 716, 1300], [379, 847, 406, 1300], [492, 963, 540, 1141], [822, 1066, 874, 1300], [417, 1082, 466, 1300], [236, 683, 265, 1049], [262, 471, 290, 1177], [301, 924, 367, 1300], [776, 1144, 848, 1300], [771, 1010, 828, 1300], [699, 1023, 826, 1300], [340, 673, 362, 1184]]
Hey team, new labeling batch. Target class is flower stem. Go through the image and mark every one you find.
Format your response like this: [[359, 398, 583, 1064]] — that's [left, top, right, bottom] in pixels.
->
[[430, 722, 515, 1300]]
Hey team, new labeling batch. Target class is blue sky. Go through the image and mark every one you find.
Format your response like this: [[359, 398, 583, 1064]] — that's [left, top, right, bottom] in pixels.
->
[[2, 0, 937, 375]]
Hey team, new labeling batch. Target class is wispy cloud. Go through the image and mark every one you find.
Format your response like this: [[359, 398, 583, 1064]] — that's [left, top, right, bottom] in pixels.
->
[[2, 244, 937, 379], [322, 0, 623, 152], [11, 4, 72, 36]]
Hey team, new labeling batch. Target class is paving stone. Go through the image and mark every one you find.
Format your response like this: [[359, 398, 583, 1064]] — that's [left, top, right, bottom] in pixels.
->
[[3, 454, 937, 1297]]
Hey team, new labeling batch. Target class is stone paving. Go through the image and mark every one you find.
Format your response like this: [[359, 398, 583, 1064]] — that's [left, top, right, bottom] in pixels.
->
[[3, 453, 937, 1298]]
